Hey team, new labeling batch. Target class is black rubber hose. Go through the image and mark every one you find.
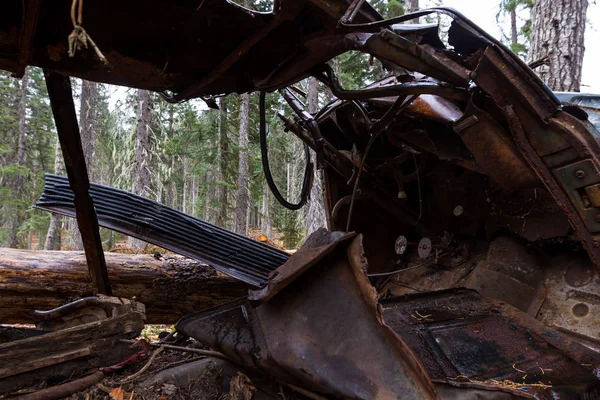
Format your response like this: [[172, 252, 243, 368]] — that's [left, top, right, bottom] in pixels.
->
[[259, 91, 313, 210]]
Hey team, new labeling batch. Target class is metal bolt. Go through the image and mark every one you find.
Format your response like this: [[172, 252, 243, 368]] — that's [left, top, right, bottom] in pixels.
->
[[575, 169, 586, 179], [453, 205, 464, 217], [417, 237, 432, 259], [395, 235, 408, 255]]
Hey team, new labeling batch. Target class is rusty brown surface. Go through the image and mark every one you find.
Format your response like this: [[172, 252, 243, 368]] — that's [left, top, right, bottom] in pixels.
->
[[178, 231, 439, 399], [4, 1, 600, 397], [44, 71, 111, 295], [454, 99, 539, 192], [178, 231, 600, 399], [249, 230, 355, 303], [382, 289, 600, 399]]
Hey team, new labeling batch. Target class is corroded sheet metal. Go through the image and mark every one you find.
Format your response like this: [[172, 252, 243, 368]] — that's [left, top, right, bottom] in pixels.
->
[[37, 174, 289, 287], [454, 99, 539, 192], [382, 289, 600, 399], [177, 230, 438, 399]]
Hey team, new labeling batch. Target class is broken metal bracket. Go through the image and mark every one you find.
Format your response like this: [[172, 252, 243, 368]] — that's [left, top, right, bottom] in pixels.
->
[[554, 159, 600, 233]]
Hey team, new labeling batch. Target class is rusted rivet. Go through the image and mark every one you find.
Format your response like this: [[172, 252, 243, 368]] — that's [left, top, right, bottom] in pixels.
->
[[575, 169, 586, 179], [395, 235, 408, 255], [453, 205, 464, 217]]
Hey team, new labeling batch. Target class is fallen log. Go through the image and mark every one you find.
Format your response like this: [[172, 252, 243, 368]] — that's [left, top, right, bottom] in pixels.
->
[[0, 248, 251, 324]]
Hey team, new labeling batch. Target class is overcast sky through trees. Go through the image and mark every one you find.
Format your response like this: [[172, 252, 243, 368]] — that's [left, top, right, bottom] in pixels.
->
[[439, 0, 600, 93]]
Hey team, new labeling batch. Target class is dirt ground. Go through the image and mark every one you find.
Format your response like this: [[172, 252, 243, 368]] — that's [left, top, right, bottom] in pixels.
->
[[4, 325, 308, 400]]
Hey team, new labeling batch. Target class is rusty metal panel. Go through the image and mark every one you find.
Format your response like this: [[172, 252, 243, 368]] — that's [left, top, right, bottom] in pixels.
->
[[553, 159, 600, 233], [381, 289, 600, 399], [454, 100, 539, 191], [177, 230, 438, 399]]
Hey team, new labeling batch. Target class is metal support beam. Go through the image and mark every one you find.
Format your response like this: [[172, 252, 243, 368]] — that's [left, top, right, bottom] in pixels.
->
[[43, 71, 112, 295]]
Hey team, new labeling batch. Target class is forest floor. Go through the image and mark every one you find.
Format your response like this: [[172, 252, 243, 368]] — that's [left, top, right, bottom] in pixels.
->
[[3, 231, 295, 399], [6, 326, 271, 400]]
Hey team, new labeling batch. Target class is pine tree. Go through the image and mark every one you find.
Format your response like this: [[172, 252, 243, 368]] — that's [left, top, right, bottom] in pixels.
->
[[234, 93, 250, 234], [497, 0, 533, 57], [44, 138, 65, 250], [305, 77, 327, 235], [69, 80, 100, 250], [128, 89, 153, 250]]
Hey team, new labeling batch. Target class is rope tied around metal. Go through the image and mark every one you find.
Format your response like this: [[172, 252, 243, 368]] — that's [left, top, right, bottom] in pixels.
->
[[68, 0, 109, 65]]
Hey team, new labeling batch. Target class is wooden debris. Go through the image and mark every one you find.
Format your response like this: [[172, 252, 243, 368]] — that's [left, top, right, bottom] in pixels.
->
[[0, 296, 145, 395], [0, 248, 250, 324]]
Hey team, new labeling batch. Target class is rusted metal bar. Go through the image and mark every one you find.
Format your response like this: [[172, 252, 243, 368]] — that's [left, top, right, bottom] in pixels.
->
[[317, 65, 468, 102], [33, 297, 114, 322], [340, 0, 367, 23], [43, 71, 112, 295]]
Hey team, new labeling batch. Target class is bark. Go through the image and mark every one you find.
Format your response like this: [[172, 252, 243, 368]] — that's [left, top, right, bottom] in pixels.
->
[[16, 70, 28, 167], [69, 80, 99, 250], [79, 81, 98, 180], [305, 77, 327, 235], [168, 157, 177, 209], [407, 0, 419, 23], [183, 156, 189, 214], [0, 248, 250, 324], [128, 90, 153, 250], [192, 176, 198, 216], [529, 0, 588, 91], [44, 140, 65, 250], [235, 93, 250, 234], [205, 98, 226, 224], [217, 96, 229, 227], [260, 182, 272, 237], [510, 7, 518, 46]]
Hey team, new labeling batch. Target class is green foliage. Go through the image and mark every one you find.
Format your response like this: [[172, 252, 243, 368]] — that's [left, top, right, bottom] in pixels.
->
[[372, 0, 405, 19], [497, 0, 533, 58], [0, 68, 54, 248]]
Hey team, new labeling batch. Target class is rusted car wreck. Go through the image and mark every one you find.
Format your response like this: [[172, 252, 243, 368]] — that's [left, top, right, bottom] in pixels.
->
[[2, 0, 600, 399]]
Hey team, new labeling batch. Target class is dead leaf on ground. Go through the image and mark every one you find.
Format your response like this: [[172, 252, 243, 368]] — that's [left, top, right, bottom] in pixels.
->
[[109, 387, 125, 400]]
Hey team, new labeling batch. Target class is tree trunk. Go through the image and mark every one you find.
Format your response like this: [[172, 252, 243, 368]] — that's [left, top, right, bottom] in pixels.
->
[[234, 93, 250, 235], [128, 90, 153, 250], [0, 248, 250, 324], [529, 0, 588, 91], [16, 70, 28, 167], [68, 80, 99, 250], [510, 7, 518, 46], [305, 77, 327, 235], [192, 176, 198, 217], [79, 81, 98, 180], [168, 157, 177, 209], [407, 0, 419, 23], [261, 182, 272, 237], [183, 156, 189, 214], [216, 96, 229, 227], [44, 139, 65, 250], [6, 70, 29, 248]]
